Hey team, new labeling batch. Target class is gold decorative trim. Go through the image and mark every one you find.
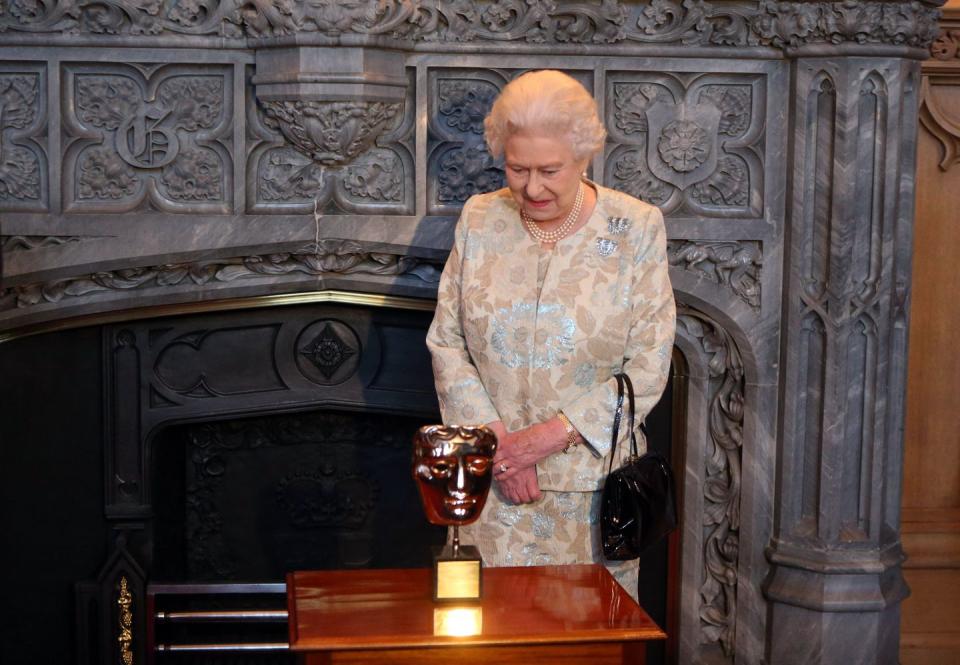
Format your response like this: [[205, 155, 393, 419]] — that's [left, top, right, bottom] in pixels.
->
[[0, 290, 436, 345], [117, 577, 133, 665]]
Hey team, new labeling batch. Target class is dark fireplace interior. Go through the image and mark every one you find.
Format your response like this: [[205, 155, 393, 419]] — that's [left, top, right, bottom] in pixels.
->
[[143, 361, 679, 663], [142, 380, 678, 663], [152, 409, 447, 582]]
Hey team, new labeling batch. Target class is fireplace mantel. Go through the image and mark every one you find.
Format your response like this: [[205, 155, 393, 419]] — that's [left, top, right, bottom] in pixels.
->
[[0, 2, 943, 664]]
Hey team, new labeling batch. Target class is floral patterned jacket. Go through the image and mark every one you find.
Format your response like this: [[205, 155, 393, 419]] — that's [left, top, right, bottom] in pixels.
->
[[426, 184, 675, 492]]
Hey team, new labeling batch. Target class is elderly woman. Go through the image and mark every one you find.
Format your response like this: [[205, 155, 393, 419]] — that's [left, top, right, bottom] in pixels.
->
[[425, 70, 675, 597]]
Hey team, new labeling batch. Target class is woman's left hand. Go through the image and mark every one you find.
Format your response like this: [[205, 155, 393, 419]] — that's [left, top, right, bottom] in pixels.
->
[[493, 420, 566, 482], [497, 466, 542, 504]]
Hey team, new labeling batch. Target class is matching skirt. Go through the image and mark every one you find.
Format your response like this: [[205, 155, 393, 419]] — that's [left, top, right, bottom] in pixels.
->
[[456, 485, 640, 602]]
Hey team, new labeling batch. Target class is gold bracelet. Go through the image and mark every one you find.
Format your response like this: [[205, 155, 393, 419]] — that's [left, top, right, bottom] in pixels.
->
[[557, 411, 579, 453]]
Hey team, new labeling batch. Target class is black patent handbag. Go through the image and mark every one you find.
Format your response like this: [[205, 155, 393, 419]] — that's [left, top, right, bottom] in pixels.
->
[[600, 372, 678, 561]]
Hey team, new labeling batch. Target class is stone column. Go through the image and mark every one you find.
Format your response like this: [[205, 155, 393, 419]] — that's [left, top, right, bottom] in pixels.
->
[[765, 3, 940, 662]]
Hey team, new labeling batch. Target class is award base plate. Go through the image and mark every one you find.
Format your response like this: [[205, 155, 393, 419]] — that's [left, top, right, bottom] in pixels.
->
[[432, 544, 482, 602]]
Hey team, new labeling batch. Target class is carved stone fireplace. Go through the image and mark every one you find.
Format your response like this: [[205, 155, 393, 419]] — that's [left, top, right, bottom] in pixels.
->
[[0, 2, 943, 664]]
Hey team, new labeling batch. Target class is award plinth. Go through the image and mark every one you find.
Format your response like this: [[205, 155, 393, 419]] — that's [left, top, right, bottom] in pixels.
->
[[432, 526, 482, 601]]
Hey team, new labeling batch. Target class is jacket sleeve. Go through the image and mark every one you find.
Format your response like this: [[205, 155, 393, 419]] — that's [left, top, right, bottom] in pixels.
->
[[561, 205, 676, 457], [425, 198, 501, 427]]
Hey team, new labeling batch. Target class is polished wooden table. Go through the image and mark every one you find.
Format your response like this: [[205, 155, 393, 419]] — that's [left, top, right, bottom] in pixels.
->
[[287, 564, 665, 664]]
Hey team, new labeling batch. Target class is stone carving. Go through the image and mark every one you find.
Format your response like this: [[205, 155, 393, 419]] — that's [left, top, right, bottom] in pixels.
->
[[699, 85, 751, 138], [614, 82, 659, 135], [0, 145, 40, 199], [646, 97, 721, 188], [750, 0, 941, 49], [2, 241, 443, 310], [1, 235, 85, 251], [0, 1, 941, 49], [69, 70, 227, 205], [297, 320, 360, 383], [438, 79, 498, 134], [669, 240, 762, 309], [342, 149, 403, 201], [690, 155, 749, 207], [160, 148, 222, 201], [260, 100, 401, 167], [437, 144, 504, 203], [259, 148, 325, 201], [429, 74, 503, 210], [0, 74, 41, 201], [257, 145, 404, 205], [677, 303, 745, 657], [75, 76, 141, 130], [608, 77, 755, 213], [610, 147, 671, 206], [153, 326, 285, 397], [225, 0, 425, 39], [78, 146, 139, 199], [657, 119, 711, 172]]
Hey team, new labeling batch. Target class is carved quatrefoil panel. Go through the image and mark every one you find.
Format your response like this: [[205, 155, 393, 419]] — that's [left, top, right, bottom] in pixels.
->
[[426, 69, 509, 216], [605, 72, 765, 217], [0, 65, 47, 211], [62, 63, 233, 213], [248, 71, 415, 215]]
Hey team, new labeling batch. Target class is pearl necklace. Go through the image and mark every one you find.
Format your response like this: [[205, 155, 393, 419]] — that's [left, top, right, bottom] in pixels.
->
[[520, 183, 584, 244]]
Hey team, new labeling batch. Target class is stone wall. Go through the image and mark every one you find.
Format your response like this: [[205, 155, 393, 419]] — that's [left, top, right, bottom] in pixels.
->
[[0, 2, 943, 663]]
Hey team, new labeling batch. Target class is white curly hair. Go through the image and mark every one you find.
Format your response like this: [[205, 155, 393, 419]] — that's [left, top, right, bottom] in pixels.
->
[[484, 70, 606, 162]]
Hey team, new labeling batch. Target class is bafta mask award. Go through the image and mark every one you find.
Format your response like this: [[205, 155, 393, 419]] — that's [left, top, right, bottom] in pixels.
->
[[413, 424, 497, 601]]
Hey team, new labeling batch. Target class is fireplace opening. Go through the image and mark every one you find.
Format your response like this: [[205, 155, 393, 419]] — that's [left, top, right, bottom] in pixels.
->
[[152, 408, 447, 583], [138, 330, 680, 664]]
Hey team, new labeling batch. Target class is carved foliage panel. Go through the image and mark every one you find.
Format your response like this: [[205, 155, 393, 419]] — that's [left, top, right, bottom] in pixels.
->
[[606, 71, 765, 218], [0, 62, 46, 210], [62, 63, 233, 212], [427, 68, 507, 215], [676, 304, 746, 659], [0, 1, 941, 49], [248, 68, 415, 215]]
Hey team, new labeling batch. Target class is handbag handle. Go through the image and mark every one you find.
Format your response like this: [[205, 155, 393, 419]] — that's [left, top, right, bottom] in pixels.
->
[[608, 372, 640, 475]]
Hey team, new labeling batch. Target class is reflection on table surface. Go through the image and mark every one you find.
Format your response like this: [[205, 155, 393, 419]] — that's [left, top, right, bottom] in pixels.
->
[[288, 564, 666, 651]]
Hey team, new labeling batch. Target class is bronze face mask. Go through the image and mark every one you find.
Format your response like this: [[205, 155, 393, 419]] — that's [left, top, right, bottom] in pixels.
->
[[413, 425, 497, 526]]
